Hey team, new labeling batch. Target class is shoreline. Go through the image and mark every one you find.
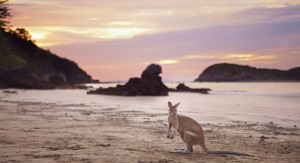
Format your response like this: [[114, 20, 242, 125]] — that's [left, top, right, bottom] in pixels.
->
[[0, 98, 299, 162]]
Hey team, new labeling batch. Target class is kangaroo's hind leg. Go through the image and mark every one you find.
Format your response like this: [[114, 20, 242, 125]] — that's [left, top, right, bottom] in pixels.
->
[[170, 132, 193, 153], [180, 131, 196, 154]]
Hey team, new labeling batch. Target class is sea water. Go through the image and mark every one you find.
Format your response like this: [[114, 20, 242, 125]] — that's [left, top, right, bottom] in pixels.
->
[[1, 82, 300, 127]]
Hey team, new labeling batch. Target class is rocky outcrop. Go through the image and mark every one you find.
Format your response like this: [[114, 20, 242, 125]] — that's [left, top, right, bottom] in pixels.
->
[[88, 64, 169, 96], [141, 64, 162, 80], [0, 28, 98, 89], [169, 83, 211, 94], [195, 63, 300, 82]]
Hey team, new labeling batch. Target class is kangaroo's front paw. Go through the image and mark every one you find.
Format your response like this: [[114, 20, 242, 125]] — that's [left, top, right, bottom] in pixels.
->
[[170, 135, 174, 139], [167, 135, 170, 139]]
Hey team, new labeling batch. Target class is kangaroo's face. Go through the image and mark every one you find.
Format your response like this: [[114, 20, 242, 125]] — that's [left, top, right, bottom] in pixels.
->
[[168, 101, 180, 116]]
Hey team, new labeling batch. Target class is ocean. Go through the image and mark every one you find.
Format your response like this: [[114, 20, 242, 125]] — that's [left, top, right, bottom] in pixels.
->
[[1, 82, 300, 127]]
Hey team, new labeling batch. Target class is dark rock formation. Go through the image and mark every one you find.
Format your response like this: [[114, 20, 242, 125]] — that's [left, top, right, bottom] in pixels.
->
[[141, 64, 162, 80], [170, 83, 211, 94], [88, 64, 169, 96], [195, 63, 300, 82], [0, 28, 98, 89]]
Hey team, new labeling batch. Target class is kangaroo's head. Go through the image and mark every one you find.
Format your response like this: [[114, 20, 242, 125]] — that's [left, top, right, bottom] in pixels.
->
[[168, 101, 180, 117]]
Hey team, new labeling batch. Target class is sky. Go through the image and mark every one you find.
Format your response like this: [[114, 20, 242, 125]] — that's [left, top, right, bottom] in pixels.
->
[[9, 0, 300, 81]]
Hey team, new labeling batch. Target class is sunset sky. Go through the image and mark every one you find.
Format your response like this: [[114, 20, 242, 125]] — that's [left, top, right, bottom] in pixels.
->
[[9, 0, 300, 81]]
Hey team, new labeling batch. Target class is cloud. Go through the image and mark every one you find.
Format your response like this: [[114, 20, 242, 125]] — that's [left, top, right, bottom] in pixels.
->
[[83, 65, 114, 70], [48, 16, 300, 81], [221, 54, 277, 61], [23, 26, 150, 46], [10, 1, 299, 32], [232, 4, 300, 23], [10, 1, 300, 48], [182, 55, 216, 60]]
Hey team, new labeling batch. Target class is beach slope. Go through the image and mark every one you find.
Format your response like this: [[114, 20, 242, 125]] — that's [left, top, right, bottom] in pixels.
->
[[0, 95, 299, 162]]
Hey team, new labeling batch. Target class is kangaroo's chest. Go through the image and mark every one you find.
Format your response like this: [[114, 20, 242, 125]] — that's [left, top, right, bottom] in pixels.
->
[[169, 116, 180, 131]]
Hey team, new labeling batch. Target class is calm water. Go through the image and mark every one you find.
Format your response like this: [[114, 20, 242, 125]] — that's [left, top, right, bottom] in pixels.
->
[[87, 82, 300, 96], [1, 82, 300, 127]]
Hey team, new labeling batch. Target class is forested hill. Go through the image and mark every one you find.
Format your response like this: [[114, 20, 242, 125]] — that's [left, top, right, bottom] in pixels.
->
[[195, 63, 300, 82], [0, 28, 98, 89]]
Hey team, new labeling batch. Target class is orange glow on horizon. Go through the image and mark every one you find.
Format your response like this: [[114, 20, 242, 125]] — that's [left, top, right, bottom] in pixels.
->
[[158, 59, 179, 65], [221, 53, 277, 61]]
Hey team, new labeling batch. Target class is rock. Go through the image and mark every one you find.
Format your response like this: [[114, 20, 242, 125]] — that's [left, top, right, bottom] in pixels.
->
[[88, 64, 169, 96], [141, 64, 162, 80], [169, 83, 211, 94], [176, 83, 192, 91]]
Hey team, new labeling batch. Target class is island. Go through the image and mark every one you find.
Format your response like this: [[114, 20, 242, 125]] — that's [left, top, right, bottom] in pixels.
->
[[195, 63, 300, 82]]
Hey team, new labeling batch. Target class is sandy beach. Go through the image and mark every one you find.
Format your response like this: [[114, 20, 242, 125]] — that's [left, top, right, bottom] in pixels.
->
[[0, 89, 300, 163]]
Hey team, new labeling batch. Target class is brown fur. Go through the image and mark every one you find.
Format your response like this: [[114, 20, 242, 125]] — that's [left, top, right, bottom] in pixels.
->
[[167, 101, 252, 156], [167, 101, 208, 153]]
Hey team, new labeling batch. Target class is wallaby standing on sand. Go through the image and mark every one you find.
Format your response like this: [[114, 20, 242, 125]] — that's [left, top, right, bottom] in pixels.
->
[[167, 101, 252, 156]]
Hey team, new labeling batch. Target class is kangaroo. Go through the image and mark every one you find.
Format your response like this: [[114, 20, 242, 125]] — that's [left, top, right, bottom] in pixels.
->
[[167, 101, 252, 156]]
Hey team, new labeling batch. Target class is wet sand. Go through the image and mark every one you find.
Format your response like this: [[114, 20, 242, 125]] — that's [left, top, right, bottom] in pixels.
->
[[0, 97, 299, 163]]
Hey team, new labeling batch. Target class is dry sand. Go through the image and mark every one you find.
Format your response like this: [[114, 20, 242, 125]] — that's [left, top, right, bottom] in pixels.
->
[[0, 98, 300, 163]]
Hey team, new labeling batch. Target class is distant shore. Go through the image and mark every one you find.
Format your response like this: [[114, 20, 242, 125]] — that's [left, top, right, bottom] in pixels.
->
[[194, 63, 300, 82]]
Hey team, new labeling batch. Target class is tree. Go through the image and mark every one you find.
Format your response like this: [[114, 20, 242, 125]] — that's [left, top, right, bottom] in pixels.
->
[[14, 28, 32, 41], [0, 1, 33, 42], [0, 0, 11, 29]]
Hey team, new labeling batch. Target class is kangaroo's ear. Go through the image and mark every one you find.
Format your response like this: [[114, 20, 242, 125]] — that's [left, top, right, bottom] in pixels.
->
[[174, 103, 180, 108], [168, 101, 173, 108]]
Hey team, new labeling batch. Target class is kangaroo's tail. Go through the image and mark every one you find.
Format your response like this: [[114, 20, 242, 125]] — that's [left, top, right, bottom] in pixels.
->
[[208, 150, 253, 157]]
